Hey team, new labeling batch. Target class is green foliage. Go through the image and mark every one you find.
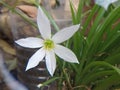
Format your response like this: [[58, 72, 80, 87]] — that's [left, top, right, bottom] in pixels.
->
[[1, 0, 120, 90], [67, 0, 120, 90]]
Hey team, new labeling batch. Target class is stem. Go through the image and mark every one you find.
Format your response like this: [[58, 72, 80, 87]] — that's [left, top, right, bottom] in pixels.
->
[[73, 85, 91, 90], [75, 60, 85, 85], [63, 68, 73, 90], [58, 72, 63, 90]]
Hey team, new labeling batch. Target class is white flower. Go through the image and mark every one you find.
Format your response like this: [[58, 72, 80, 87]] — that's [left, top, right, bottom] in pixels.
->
[[95, 0, 118, 10], [15, 6, 80, 76]]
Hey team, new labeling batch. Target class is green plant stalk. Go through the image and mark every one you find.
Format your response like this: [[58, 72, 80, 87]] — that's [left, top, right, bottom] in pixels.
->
[[75, 60, 86, 86], [63, 68, 73, 90], [58, 71, 64, 90]]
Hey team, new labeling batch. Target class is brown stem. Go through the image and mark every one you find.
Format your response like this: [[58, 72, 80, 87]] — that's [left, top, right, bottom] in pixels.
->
[[73, 85, 91, 90]]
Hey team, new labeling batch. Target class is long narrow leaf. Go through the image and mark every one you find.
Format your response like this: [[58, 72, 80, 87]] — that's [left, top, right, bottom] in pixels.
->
[[82, 61, 120, 76], [69, 0, 77, 24], [93, 74, 120, 90]]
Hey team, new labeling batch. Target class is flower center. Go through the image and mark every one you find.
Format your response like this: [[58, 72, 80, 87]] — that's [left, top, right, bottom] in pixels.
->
[[44, 39, 54, 50]]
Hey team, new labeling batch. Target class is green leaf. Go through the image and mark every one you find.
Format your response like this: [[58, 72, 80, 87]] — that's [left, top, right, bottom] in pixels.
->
[[85, 6, 120, 63], [93, 74, 120, 90], [69, 0, 77, 24], [82, 61, 120, 76], [81, 5, 99, 34], [82, 70, 117, 85], [87, 8, 105, 41], [76, 0, 84, 23]]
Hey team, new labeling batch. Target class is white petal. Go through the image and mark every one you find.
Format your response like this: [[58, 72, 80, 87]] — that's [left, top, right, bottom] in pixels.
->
[[26, 48, 45, 70], [45, 50, 56, 76], [111, 0, 118, 3], [15, 37, 44, 48], [95, 0, 118, 10], [54, 45, 79, 63], [37, 7, 51, 39], [52, 24, 80, 43]]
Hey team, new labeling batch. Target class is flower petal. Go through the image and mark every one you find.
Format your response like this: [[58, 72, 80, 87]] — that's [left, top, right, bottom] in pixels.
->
[[45, 50, 56, 76], [54, 45, 79, 63], [52, 24, 80, 43], [37, 6, 51, 39], [26, 48, 45, 71], [95, 0, 118, 10], [15, 37, 44, 48]]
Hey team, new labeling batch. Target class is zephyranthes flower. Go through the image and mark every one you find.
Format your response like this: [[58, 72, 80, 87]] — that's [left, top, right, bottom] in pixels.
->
[[15, 6, 80, 76], [95, 0, 118, 10]]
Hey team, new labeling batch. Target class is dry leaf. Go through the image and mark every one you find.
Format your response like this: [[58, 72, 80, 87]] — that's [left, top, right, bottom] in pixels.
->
[[0, 0, 39, 6], [0, 13, 13, 40], [0, 39, 16, 55], [16, 5, 37, 18], [5, 59, 17, 71]]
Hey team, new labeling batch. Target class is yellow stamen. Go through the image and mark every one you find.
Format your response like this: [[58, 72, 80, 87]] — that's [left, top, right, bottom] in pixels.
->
[[44, 39, 54, 50]]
